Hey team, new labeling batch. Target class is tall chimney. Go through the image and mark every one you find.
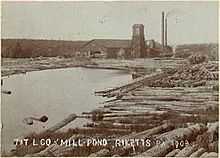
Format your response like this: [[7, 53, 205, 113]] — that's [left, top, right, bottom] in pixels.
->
[[161, 12, 165, 48], [165, 17, 167, 47], [131, 24, 145, 58]]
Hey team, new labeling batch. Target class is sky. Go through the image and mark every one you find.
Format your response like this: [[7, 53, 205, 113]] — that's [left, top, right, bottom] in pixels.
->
[[1, 1, 219, 45]]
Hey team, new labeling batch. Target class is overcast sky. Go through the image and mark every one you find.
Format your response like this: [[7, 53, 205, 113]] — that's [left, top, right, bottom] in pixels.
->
[[1, 1, 218, 45]]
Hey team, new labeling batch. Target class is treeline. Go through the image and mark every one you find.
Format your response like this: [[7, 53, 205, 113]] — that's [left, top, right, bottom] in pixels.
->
[[1, 39, 88, 58]]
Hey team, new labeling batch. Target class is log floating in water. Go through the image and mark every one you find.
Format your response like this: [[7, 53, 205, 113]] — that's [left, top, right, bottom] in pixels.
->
[[196, 121, 218, 150], [74, 127, 130, 135], [165, 149, 181, 157], [27, 134, 84, 157], [1, 90, 12, 94], [15, 114, 78, 156], [200, 152, 208, 157], [40, 113, 77, 134], [138, 141, 174, 157], [189, 148, 206, 157], [102, 115, 157, 124], [207, 121, 218, 133], [205, 152, 218, 157], [175, 145, 198, 157], [95, 71, 170, 98], [111, 123, 174, 156], [89, 149, 110, 157], [85, 122, 150, 131], [23, 116, 48, 125], [138, 124, 207, 157], [14, 113, 78, 146], [207, 122, 218, 143], [208, 141, 218, 153], [82, 64, 128, 71], [101, 111, 167, 118], [156, 123, 207, 142], [26, 143, 59, 157], [84, 123, 175, 157], [121, 95, 217, 103], [192, 80, 206, 87], [120, 122, 174, 140]]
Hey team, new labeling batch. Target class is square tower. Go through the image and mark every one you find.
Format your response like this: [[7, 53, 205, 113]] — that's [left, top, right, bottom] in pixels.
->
[[131, 24, 145, 58]]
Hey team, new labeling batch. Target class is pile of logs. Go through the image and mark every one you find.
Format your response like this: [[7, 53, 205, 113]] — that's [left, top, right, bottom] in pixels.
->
[[96, 61, 218, 97], [23, 122, 218, 157], [95, 71, 172, 98], [174, 63, 218, 80], [187, 53, 208, 65], [149, 62, 218, 88], [9, 58, 218, 157]]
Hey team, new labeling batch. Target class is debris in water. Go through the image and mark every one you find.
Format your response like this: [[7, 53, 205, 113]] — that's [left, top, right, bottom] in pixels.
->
[[23, 115, 49, 125], [39, 115, 48, 122], [2, 90, 12, 95], [23, 118, 34, 125]]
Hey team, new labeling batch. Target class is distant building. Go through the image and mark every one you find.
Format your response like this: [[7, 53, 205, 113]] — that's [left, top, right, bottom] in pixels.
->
[[79, 24, 169, 59], [2, 24, 171, 58], [79, 39, 131, 58]]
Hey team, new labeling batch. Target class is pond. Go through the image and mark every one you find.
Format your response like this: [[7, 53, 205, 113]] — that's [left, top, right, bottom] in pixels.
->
[[1, 67, 132, 152]]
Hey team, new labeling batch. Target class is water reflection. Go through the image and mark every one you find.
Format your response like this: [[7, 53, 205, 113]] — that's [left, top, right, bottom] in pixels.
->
[[1, 67, 131, 152]]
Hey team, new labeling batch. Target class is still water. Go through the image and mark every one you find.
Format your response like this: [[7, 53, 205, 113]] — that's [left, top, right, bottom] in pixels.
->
[[1, 67, 132, 152]]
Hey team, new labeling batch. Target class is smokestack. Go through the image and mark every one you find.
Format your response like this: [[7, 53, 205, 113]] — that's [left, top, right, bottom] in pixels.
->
[[161, 12, 165, 48], [165, 17, 167, 47]]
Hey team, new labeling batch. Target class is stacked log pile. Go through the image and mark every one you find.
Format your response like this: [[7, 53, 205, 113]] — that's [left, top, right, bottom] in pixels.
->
[[95, 60, 218, 98], [11, 59, 218, 157], [17, 82, 218, 157], [188, 53, 208, 64], [149, 62, 218, 88], [85, 61, 218, 157]]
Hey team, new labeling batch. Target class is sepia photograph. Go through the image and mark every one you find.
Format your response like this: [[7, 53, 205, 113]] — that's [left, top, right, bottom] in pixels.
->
[[1, 1, 219, 157]]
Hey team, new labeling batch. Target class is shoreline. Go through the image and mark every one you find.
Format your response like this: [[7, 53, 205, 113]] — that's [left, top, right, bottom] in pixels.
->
[[1, 57, 95, 77], [1, 57, 186, 78], [2, 65, 84, 78]]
